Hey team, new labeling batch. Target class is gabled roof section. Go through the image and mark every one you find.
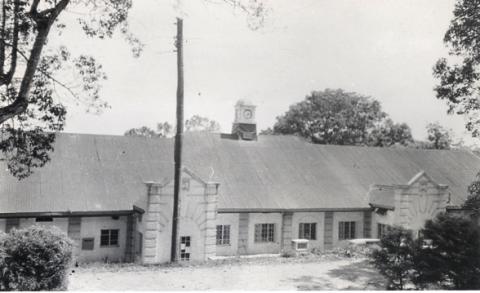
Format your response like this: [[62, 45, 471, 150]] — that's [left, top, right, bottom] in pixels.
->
[[407, 170, 448, 189], [368, 171, 451, 211], [144, 166, 216, 188]]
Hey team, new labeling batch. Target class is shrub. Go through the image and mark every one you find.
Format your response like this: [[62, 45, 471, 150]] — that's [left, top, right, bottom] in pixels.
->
[[371, 226, 415, 290], [413, 213, 480, 290], [0, 225, 74, 291]]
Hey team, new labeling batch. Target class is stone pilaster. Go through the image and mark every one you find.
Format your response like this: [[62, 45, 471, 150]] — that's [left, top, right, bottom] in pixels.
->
[[142, 183, 164, 264], [203, 182, 219, 260]]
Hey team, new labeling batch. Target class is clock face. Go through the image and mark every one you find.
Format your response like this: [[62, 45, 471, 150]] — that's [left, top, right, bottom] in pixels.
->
[[243, 109, 253, 119]]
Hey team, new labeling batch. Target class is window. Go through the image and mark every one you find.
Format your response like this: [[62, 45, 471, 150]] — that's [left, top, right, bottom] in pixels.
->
[[82, 238, 94, 250], [35, 217, 53, 222], [254, 223, 275, 243], [338, 221, 356, 240], [216, 225, 231, 245], [299, 223, 316, 240], [377, 223, 389, 239], [136, 232, 143, 255], [180, 236, 191, 261], [100, 229, 119, 247]]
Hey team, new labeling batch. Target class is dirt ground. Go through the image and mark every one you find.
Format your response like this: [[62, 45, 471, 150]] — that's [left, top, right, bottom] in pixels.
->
[[68, 255, 385, 290]]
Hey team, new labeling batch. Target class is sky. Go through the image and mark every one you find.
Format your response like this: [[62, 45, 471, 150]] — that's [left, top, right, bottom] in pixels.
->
[[49, 0, 476, 145]]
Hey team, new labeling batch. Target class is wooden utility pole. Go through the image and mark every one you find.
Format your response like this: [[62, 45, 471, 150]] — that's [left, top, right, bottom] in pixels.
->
[[171, 17, 183, 263]]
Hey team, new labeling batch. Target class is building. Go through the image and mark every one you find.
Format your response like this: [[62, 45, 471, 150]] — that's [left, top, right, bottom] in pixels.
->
[[0, 100, 478, 263]]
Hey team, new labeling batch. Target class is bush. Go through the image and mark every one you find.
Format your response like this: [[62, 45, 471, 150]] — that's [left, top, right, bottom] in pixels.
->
[[0, 225, 74, 291], [371, 226, 415, 290], [413, 213, 480, 290]]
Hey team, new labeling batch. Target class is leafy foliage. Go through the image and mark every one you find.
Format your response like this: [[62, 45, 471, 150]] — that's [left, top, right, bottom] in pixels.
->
[[0, 225, 73, 290], [413, 213, 480, 290], [125, 115, 220, 138], [433, 0, 480, 137], [425, 122, 452, 150], [367, 118, 413, 147], [372, 214, 480, 290], [185, 115, 220, 132], [272, 88, 412, 146], [464, 171, 480, 212], [0, 0, 137, 179], [372, 226, 415, 290]]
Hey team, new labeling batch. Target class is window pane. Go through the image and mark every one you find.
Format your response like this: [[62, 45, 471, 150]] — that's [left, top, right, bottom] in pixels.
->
[[339, 222, 345, 240], [311, 223, 316, 240], [254, 224, 261, 242], [100, 230, 110, 246], [350, 222, 356, 239], [224, 225, 230, 245], [216, 225, 222, 245], [268, 224, 274, 242]]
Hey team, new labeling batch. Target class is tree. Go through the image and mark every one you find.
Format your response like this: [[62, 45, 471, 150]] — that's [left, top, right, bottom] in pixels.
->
[[272, 88, 411, 146], [185, 115, 220, 132], [462, 171, 480, 213], [433, 0, 480, 137], [124, 115, 219, 138], [425, 122, 452, 150], [367, 118, 413, 147], [124, 126, 161, 138], [413, 213, 480, 290], [372, 226, 415, 290], [124, 122, 173, 138]]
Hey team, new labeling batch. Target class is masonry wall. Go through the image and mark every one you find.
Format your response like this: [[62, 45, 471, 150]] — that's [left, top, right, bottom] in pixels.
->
[[291, 212, 325, 251], [331, 211, 365, 246], [246, 213, 283, 255], [75, 216, 129, 263], [0, 215, 137, 263], [214, 210, 370, 257], [215, 213, 239, 256], [142, 170, 218, 264]]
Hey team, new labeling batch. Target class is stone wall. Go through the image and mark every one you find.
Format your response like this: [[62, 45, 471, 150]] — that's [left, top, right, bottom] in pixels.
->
[[142, 168, 219, 264]]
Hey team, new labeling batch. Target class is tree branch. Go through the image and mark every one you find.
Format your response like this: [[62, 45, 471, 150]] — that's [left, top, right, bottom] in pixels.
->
[[0, 0, 7, 76], [0, 0, 70, 125], [4, 0, 19, 85]]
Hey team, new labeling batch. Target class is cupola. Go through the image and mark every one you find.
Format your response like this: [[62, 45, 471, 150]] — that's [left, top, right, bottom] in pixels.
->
[[231, 99, 257, 140]]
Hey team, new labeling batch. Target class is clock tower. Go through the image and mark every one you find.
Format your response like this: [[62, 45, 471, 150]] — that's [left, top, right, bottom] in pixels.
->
[[232, 99, 257, 140]]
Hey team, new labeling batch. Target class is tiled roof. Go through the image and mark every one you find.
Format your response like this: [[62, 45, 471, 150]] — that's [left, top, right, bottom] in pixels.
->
[[0, 132, 478, 214]]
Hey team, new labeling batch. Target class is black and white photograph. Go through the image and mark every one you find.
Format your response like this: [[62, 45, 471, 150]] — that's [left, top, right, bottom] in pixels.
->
[[0, 0, 480, 290]]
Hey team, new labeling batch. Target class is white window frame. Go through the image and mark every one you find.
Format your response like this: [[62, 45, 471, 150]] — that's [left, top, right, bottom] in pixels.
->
[[216, 225, 231, 245], [338, 221, 356, 240], [100, 229, 119, 247], [299, 222, 317, 240], [254, 223, 275, 243]]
